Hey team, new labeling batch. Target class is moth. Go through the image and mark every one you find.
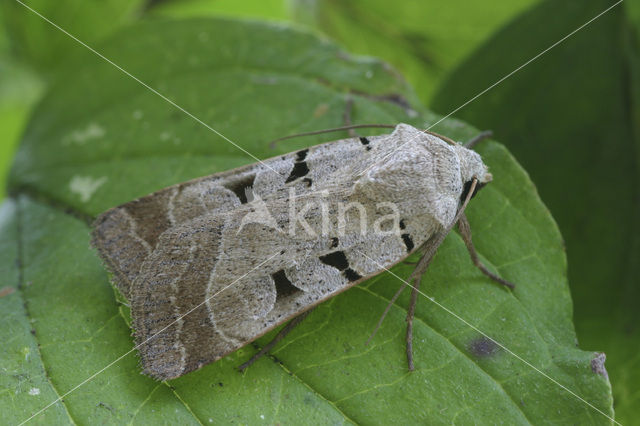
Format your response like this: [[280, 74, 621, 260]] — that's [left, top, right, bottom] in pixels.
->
[[91, 123, 513, 380]]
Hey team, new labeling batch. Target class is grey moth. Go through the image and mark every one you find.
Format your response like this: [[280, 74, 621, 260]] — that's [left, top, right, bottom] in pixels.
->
[[91, 123, 511, 380]]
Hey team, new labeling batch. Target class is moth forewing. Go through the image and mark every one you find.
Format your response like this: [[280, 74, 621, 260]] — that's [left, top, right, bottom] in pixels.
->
[[91, 123, 494, 380]]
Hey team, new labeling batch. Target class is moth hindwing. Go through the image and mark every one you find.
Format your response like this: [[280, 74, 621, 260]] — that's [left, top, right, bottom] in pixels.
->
[[91, 123, 493, 380]]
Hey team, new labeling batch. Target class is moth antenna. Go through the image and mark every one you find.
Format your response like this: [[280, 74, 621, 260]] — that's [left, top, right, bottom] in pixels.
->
[[421, 129, 458, 146], [268, 124, 396, 148], [464, 130, 493, 149], [365, 282, 408, 346]]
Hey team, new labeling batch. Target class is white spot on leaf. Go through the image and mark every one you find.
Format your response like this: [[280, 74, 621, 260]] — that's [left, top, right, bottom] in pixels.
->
[[62, 123, 105, 145], [28, 388, 40, 396], [69, 176, 108, 203], [133, 110, 144, 120]]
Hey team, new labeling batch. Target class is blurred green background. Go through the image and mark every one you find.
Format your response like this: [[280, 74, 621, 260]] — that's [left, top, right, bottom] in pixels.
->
[[0, 0, 637, 423]]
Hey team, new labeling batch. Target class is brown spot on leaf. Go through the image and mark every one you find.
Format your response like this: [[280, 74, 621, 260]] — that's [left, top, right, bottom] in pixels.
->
[[0, 287, 15, 298], [313, 103, 329, 118], [591, 352, 608, 379], [468, 336, 499, 358]]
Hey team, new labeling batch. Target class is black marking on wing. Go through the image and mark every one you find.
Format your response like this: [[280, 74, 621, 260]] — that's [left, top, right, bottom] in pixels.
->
[[399, 219, 407, 230], [286, 162, 310, 182], [223, 173, 256, 204], [401, 233, 415, 252], [286, 149, 310, 183], [319, 251, 349, 270], [319, 250, 362, 282], [272, 270, 301, 301], [295, 149, 309, 161], [330, 237, 339, 248], [344, 268, 362, 282], [359, 137, 372, 151]]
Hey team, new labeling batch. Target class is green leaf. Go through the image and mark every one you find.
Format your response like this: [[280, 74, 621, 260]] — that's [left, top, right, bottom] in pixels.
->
[[0, 8, 44, 202], [4, 18, 612, 424], [0, 201, 74, 425], [430, 0, 638, 422], [0, 58, 43, 202], [148, 0, 290, 21], [1, 0, 146, 71], [289, 0, 540, 103]]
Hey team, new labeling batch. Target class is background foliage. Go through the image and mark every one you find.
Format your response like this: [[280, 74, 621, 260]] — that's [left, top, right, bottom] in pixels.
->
[[0, 0, 636, 424]]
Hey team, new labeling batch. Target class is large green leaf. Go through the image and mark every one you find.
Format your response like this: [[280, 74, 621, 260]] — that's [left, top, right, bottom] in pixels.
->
[[289, 0, 540, 103], [0, 7, 44, 202], [148, 0, 290, 21], [0, 61, 42, 202], [430, 0, 638, 422], [1, 0, 145, 71], [3, 18, 613, 424]]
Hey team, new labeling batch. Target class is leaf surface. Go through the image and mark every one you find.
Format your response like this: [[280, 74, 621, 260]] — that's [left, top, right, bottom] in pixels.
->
[[431, 1, 638, 422], [1, 0, 145, 71], [289, 0, 540, 102], [3, 18, 613, 424]]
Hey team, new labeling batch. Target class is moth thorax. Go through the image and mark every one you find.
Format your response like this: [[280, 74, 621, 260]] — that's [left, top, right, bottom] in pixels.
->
[[354, 145, 459, 226]]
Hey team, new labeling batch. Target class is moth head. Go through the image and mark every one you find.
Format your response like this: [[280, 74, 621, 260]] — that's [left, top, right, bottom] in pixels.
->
[[452, 144, 492, 186]]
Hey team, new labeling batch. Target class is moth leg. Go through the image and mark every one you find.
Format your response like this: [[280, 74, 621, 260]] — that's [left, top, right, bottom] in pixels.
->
[[404, 237, 442, 371], [238, 308, 315, 372], [365, 232, 444, 368], [457, 212, 515, 289], [365, 282, 408, 346], [404, 178, 483, 371], [464, 130, 493, 149]]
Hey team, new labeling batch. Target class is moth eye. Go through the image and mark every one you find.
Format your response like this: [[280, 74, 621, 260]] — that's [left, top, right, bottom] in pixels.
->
[[460, 180, 487, 202]]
